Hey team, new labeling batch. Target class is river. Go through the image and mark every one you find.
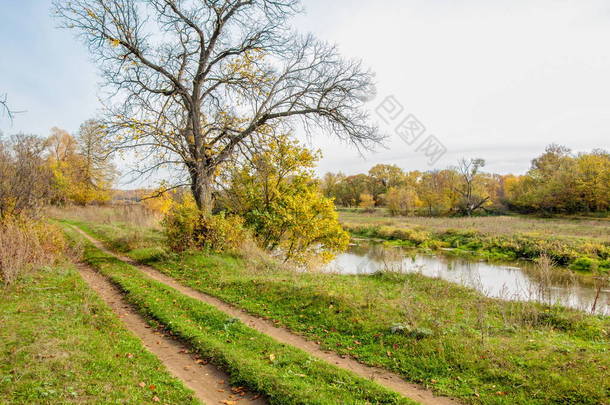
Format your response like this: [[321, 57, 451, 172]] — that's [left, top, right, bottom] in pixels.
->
[[325, 241, 609, 315]]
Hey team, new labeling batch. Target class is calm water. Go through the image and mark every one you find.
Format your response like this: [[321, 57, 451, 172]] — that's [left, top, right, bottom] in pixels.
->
[[325, 241, 609, 315]]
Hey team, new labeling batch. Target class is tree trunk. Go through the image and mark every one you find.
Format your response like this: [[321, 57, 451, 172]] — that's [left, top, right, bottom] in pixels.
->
[[190, 167, 214, 214]]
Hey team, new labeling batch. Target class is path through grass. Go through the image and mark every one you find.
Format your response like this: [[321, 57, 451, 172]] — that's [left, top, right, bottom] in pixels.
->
[[0, 264, 199, 404]]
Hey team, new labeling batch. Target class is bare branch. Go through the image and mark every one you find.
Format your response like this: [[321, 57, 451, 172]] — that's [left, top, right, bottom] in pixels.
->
[[0, 94, 14, 123]]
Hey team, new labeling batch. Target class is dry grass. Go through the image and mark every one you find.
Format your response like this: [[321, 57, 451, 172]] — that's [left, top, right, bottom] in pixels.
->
[[46, 204, 160, 229], [339, 210, 610, 242], [0, 218, 65, 285]]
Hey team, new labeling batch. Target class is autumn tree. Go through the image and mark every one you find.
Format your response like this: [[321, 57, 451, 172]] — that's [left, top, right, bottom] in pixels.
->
[[508, 145, 610, 214], [338, 174, 372, 207], [46, 124, 116, 205], [386, 186, 420, 216], [220, 135, 348, 263], [526, 144, 578, 212], [0, 134, 53, 217], [46, 128, 81, 204], [73, 119, 116, 204], [417, 170, 457, 216], [453, 158, 490, 216], [574, 150, 610, 212], [320, 172, 346, 200], [368, 164, 405, 203], [53, 0, 379, 213], [358, 193, 375, 212]]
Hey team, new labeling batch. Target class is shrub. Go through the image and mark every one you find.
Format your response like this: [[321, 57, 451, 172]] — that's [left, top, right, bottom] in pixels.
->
[[376, 226, 429, 245], [570, 257, 598, 272], [162, 200, 249, 253], [0, 217, 66, 285]]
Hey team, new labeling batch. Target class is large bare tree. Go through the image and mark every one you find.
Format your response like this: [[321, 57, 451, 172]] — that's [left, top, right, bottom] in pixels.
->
[[53, 0, 379, 211]]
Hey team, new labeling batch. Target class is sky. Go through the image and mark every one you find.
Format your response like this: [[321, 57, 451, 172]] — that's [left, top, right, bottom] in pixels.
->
[[1, 0, 609, 187]]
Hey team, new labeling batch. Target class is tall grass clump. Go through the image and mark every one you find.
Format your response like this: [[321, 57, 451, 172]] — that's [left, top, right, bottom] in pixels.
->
[[0, 217, 66, 285]]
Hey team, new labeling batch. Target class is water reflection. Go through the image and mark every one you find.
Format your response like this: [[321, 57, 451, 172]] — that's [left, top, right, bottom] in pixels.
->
[[326, 242, 609, 315]]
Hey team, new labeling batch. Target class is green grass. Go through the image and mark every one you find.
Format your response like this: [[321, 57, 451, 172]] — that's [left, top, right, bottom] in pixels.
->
[[65, 219, 610, 405], [339, 211, 610, 271], [63, 225, 417, 405], [0, 264, 199, 405]]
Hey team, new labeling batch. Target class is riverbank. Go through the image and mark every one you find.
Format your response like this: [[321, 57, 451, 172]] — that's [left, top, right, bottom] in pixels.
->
[[340, 211, 610, 272], [57, 214, 610, 405]]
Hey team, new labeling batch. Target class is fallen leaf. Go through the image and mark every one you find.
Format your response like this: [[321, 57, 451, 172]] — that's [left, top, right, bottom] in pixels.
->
[[138, 382, 146, 388]]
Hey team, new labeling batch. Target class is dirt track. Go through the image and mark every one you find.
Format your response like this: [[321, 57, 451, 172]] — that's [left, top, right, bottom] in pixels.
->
[[77, 263, 266, 405], [75, 226, 459, 405]]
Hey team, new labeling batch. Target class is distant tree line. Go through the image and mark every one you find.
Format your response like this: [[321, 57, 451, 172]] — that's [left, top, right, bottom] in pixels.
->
[[321, 145, 609, 216], [0, 120, 116, 217]]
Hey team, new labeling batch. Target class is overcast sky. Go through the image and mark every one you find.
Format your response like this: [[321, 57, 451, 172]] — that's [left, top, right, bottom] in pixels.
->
[[1, 0, 609, 187]]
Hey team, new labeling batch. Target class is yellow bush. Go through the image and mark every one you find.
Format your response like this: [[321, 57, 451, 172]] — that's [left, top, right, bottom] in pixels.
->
[[162, 198, 249, 253]]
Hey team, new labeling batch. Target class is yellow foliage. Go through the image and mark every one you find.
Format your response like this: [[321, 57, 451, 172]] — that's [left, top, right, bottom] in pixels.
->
[[161, 198, 248, 253], [358, 193, 376, 212], [221, 135, 349, 264], [386, 186, 421, 216]]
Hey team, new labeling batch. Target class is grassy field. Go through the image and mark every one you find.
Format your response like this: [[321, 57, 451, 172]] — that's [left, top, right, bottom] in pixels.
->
[[0, 264, 199, 404], [339, 210, 610, 271], [339, 210, 610, 242], [58, 212, 610, 405], [62, 225, 416, 405]]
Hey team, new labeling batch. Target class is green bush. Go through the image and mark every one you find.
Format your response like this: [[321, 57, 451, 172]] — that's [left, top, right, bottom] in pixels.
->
[[570, 257, 598, 271]]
